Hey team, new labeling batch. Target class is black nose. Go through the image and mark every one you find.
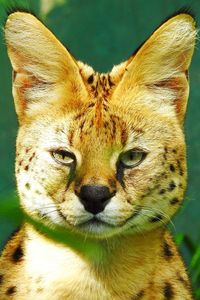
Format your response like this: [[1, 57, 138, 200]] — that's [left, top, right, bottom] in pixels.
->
[[78, 185, 115, 214]]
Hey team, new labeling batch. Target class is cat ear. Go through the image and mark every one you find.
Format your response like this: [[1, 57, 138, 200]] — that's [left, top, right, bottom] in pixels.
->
[[5, 12, 87, 121], [112, 14, 197, 125]]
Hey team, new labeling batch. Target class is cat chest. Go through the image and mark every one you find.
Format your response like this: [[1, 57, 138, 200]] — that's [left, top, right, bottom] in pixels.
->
[[22, 237, 132, 300]]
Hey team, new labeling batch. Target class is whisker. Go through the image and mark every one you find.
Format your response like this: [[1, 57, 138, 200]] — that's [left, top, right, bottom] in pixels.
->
[[147, 206, 176, 232], [40, 209, 59, 219], [142, 210, 168, 228], [141, 207, 168, 221], [83, 229, 89, 243], [140, 206, 176, 231], [38, 205, 57, 209], [60, 207, 89, 219], [133, 222, 145, 237]]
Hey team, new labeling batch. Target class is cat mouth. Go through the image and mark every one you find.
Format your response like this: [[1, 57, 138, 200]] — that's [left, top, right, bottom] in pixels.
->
[[75, 205, 144, 236], [56, 208, 141, 236], [76, 216, 117, 235], [78, 217, 115, 228]]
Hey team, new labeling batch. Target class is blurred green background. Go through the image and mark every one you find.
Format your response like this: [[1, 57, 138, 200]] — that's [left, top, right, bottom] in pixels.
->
[[0, 0, 200, 297]]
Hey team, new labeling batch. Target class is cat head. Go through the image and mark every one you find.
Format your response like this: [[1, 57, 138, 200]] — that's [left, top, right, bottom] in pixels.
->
[[5, 12, 196, 238]]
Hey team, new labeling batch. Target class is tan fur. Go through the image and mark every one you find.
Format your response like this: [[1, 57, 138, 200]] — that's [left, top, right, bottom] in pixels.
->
[[0, 12, 196, 299]]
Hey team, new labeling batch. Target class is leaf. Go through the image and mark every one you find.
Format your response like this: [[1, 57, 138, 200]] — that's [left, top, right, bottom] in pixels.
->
[[174, 233, 185, 246], [190, 245, 200, 269], [0, 194, 108, 264]]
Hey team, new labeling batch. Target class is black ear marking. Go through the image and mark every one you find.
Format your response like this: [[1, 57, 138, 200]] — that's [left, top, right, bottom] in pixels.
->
[[6, 6, 36, 16], [163, 7, 196, 24], [130, 8, 196, 60], [3, 4, 39, 28]]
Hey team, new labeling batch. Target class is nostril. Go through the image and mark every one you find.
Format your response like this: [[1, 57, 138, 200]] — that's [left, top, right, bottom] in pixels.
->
[[80, 185, 111, 202], [77, 185, 115, 214], [110, 190, 116, 198]]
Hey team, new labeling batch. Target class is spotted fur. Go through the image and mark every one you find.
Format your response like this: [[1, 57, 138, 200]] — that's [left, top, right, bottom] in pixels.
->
[[0, 12, 196, 299]]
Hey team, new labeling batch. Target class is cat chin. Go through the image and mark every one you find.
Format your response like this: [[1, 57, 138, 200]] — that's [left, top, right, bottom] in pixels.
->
[[74, 217, 166, 240], [74, 219, 118, 238], [71, 217, 145, 239]]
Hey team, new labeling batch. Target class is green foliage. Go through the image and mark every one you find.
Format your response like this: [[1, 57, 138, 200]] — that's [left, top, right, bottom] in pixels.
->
[[174, 232, 200, 298], [188, 240, 200, 298], [174, 224, 200, 298], [0, 194, 107, 264], [0, 194, 200, 297]]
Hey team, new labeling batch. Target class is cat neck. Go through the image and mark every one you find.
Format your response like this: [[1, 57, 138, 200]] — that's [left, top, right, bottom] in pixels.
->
[[24, 223, 165, 271]]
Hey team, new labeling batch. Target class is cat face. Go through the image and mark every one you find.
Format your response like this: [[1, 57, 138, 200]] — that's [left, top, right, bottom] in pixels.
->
[[15, 85, 186, 238], [5, 12, 196, 238]]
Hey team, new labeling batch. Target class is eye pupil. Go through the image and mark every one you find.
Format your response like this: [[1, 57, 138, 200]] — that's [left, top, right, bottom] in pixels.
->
[[129, 152, 135, 160]]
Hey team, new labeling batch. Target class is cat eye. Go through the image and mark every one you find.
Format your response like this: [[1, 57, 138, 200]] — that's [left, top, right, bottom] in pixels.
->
[[119, 149, 146, 168], [51, 150, 76, 166]]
